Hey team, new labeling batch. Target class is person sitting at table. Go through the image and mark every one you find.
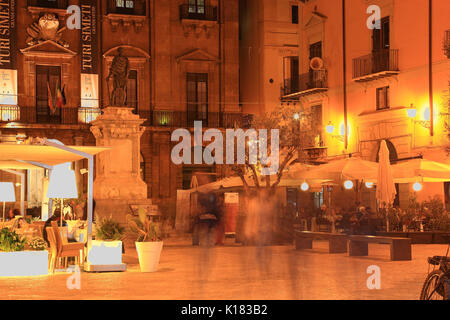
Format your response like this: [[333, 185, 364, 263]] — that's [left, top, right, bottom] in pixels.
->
[[42, 210, 67, 246]]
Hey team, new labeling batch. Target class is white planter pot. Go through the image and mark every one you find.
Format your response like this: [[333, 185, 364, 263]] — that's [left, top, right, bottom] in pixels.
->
[[87, 240, 123, 265], [135, 241, 163, 272], [0, 251, 48, 277]]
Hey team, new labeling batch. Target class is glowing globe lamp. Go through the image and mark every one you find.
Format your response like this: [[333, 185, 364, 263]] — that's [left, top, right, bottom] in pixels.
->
[[344, 180, 354, 190], [301, 182, 309, 191], [413, 182, 423, 192], [365, 182, 374, 189], [326, 122, 334, 134]]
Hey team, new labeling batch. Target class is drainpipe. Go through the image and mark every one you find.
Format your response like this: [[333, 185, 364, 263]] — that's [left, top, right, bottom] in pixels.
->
[[342, 0, 348, 149], [428, 0, 434, 137], [218, 0, 223, 126], [99, 0, 103, 108]]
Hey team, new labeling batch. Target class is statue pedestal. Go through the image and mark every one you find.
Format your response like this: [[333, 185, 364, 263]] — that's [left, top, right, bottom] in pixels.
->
[[90, 107, 149, 223]]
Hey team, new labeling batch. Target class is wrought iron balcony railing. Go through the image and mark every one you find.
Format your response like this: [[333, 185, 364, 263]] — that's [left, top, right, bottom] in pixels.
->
[[283, 70, 328, 96], [27, 0, 68, 9], [352, 49, 399, 79], [107, 0, 146, 16], [180, 4, 218, 21], [0, 106, 251, 129], [0, 106, 101, 125], [445, 30, 450, 58], [137, 111, 251, 128]]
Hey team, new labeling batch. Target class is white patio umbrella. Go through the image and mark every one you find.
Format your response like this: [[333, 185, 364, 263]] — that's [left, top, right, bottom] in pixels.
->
[[296, 157, 378, 182], [376, 140, 397, 207], [377, 140, 397, 232], [392, 159, 450, 183]]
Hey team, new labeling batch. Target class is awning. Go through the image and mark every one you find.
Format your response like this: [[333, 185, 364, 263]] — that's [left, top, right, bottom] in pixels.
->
[[0, 144, 109, 167], [392, 159, 450, 183]]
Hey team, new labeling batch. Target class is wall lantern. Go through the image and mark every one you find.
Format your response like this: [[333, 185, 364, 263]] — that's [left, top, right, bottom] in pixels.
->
[[301, 182, 310, 191], [407, 104, 417, 119], [365, 182, 374, 189], [344, 180, 354, 190], [326, 122, 345, 142]]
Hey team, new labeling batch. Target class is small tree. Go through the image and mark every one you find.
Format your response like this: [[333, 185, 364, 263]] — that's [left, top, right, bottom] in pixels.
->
[[228, 103, 315, 194]]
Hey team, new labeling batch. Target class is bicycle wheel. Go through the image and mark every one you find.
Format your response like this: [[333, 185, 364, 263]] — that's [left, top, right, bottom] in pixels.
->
[[420, 270, 447, 300]]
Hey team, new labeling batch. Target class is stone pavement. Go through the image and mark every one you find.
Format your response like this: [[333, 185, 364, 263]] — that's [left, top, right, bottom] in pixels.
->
[[0, 237, 447, 300]]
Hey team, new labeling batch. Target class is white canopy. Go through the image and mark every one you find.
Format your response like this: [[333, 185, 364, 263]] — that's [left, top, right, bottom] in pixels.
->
[[392, 159, 450, 183]]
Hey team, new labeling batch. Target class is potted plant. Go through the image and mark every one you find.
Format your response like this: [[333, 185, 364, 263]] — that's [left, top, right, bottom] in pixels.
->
[[126, 209, 162, 273], [87, 217, 125, 266], [0, 228, 48, 277]]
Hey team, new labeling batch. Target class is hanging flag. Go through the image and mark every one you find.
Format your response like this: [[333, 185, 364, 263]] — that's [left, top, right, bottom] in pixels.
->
[[55, 80, 64, 109], [47, 81, 54, 114], [62, 84, 66, 105]]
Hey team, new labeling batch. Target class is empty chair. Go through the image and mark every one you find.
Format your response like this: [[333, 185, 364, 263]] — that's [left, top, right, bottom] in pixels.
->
[[51, 221, 85, 269]]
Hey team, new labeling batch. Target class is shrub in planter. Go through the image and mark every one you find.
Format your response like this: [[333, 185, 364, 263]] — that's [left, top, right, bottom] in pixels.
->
[[0, 228, 26, 252], [95, 217, 125, 241], [88, 218, 125, 266], [125, 210, 162, 273], [27, 237, 48, 251]]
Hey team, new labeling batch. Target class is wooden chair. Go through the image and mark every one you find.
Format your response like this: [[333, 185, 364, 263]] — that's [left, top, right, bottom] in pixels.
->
[[46, 227, 58, 273], [51, 221, 85, 269]]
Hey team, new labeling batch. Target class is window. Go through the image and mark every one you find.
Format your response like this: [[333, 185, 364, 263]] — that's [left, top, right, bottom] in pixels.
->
[[36, 65, 61, 123], [36, 0, 59, 8], [373, 16, 390, 51], [376, 86, 390, 110], [291, 5, 299, 24], [127, 70, 138, 113], [188, 0, 205, 14], [116, 0, 134, 9], [311, 105, 323, 146], [309, 42, 322, 60], [283, 56, 299, 94], [187, 73, 208, 125]]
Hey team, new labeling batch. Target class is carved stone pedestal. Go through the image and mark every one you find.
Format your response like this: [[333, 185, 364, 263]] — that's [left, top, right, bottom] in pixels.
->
[[90, 107, 149, 223]]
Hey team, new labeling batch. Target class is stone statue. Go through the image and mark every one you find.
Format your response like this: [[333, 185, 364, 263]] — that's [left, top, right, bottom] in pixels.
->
[[107, 47, 130, 106]]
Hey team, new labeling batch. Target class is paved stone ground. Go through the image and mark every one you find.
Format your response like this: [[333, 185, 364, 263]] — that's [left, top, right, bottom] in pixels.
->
[[0, 237, 448, 300]]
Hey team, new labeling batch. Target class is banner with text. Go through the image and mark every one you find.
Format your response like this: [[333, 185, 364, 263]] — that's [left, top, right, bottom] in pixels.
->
[[80, 0, 99, 108]]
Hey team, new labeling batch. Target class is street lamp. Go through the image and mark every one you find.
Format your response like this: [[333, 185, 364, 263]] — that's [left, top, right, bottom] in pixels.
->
[[326, 121, 345, 142]]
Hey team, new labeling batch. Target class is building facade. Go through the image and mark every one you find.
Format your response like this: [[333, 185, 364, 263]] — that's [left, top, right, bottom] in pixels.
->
[[240, 0, 450, 209], [0, 0, 240, 220]]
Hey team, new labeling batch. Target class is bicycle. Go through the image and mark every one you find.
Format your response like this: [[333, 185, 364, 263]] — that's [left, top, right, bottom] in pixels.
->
[[419, 237, 450, 300]]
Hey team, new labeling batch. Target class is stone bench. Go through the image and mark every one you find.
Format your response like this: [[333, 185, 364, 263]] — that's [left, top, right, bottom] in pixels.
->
[[348, 235, 412, 261], [294, 231, 348, 254]]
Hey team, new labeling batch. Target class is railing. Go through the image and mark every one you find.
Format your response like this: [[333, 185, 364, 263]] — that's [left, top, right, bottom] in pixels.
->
[[27, 0, 68, 9], [0, 106, 87, 125], [352, 49, 399, 79], [179, 4, 218, 21], [0, 106, 252, 129], [299, 70, 328, 93], [107, 0, 146, 16], [282, 78, 299, 96], [136, 111, 251, 128], [445, 30, 450, 58]]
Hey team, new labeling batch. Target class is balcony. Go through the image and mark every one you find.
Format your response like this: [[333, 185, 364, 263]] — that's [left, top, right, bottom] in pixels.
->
[[0, 106, 101, 126], [27, 0, 68, 9], [27, 0, 69, 19], [106, 0, 146, 32], [136, 111, 251, 129], [445, 30, 450, 58], [352, 49, 399, 82], [282, 70, 328, 99], [107, 0, 146, 16], [180, 4, 218, 21]]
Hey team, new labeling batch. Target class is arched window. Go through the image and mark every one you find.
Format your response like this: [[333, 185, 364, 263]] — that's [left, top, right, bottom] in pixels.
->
[[375, 139, 398, 163]]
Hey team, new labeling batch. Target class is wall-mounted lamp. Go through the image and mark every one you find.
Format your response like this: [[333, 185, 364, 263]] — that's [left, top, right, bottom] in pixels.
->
[[408, 104, 431, 129], [365, 182, 374, 189], [325, 121, 345, 142], [344, 180, 354, 190], [301, 182, 309, 192], [412, 182, 423, 192]]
